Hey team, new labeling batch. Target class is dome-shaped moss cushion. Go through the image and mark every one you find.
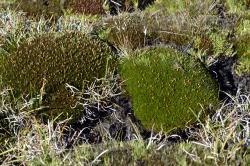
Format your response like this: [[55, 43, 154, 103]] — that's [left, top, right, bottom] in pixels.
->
[[1, 32, 117, 119], [120, 47, 219, 132]]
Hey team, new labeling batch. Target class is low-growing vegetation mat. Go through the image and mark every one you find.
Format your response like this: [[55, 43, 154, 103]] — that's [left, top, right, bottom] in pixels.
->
[[0, 0, 249, 165], [120, 47, 219, 131], [1, 32, 117, 121]]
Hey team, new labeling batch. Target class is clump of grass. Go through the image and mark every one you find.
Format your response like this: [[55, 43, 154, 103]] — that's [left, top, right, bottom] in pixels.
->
[[63, 73, 136, 143], [101, 1, 235, 58], [0, 74, 145, 165], [0, 86, 43, 164], [182, 92, 250, 165], [120, 47, 219, 132], [152, 12, 197, 48], [1, 116, 72, 165], [0, 85, 249, 165], [101, 12, 148, 51], [0, 8, 28, 55], [101, 11, 199, 52], [0, 88, 33, 140]]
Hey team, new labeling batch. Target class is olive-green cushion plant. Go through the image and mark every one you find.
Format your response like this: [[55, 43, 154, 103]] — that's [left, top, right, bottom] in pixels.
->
[[120, 47, 219, 132], [1, 32, 117, 119]]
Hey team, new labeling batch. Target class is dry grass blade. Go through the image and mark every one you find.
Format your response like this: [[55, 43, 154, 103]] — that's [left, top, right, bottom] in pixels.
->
[[185, 91, 250, 164]]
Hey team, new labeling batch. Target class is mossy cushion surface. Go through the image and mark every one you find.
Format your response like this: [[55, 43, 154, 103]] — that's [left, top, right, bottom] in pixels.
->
[[120, 47, 219, 132], [1, 32, 117, 118]]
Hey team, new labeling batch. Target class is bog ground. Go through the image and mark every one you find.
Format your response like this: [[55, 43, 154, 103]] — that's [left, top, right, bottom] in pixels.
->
[[0, 0, 249, 165]]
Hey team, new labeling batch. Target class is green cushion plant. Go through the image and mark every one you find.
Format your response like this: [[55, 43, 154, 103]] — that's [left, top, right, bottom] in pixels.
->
[[1, 32, 117, 119], [120, 47, 219, 132]]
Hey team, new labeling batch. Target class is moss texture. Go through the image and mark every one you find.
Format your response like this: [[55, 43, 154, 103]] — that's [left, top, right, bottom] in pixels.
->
[[120, 47, 219, 132], [1, 32, 117, 118]]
